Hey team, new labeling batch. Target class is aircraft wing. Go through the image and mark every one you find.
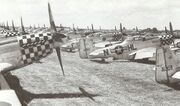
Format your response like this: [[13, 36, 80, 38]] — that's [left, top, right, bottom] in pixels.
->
[[129, 47, 156, 60], [0, 63, 14, 89], [0, 63, 14, 73], [129, 46, 180, 60], [0, 63, 21, 106], [0, 90, 22, 106], [170, 47, 180, 52], [172, 71, 180, 79]]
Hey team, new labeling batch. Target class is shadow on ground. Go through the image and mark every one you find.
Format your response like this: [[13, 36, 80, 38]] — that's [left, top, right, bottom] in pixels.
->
[[130, 59, 155, 65], [3, 72, 100, 106], [90, 60, 110, 64], [165, 83, 180, 90]]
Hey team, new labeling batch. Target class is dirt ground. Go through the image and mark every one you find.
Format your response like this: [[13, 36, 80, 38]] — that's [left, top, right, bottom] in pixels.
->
[[5, 49, 180, 106]]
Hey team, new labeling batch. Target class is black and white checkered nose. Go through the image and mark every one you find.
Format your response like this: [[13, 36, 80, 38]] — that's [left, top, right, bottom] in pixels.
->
[[17, 33, 54, 64], [159, 35, 173, 45], [4, 31, 20, 37], [17, 32, 64, 76]]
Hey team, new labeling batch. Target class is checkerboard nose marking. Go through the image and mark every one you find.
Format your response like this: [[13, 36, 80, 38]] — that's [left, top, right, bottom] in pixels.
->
[[160, 35, 173, 45], [17, 33, 54, 64]]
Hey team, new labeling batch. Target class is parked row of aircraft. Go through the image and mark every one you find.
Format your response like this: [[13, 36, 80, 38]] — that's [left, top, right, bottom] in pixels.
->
[[59, 20, 180, 85], [1, 2, 180, 106], [78, 22, 180, 84]]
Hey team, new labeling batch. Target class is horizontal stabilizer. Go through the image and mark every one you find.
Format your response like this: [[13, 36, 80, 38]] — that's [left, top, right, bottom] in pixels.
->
[[170, 47, 180, 52], [129, 47, 156, 60], [172, 70, 180, 79]]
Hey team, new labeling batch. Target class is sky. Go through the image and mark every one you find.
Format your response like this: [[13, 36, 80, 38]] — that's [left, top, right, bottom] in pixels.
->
[[0, 0, 180, 30]]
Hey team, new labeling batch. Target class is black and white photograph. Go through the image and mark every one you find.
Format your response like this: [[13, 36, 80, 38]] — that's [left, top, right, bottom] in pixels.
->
[[0, 0, 180, 106]]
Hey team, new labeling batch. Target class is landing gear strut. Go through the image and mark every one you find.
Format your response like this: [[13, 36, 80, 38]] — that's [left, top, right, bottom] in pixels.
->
[[101, 58, 105, 62]]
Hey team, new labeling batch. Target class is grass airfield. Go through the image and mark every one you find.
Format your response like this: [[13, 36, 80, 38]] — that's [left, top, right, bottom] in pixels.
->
[[3, 47, 180, 106]]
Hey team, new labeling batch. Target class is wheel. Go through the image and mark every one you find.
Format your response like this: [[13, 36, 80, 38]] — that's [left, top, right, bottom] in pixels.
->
[[101, 58, 105, 62]]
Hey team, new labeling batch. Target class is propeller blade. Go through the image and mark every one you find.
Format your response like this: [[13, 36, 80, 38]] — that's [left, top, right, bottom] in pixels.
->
[[48, 3, 65, 75], [12, 20, 15, 32], [21, 17, 26, 34], [91, 24, 94, 32], [169, 22, 174, 35], [55, 47, 65, 76], [48, 3, 57, 32], [136, 26, 138, 32], [6, 21, 9, 30], [120, 23, 122, 33], [165, 26, 168, 34], [169, 22, 176, 47]]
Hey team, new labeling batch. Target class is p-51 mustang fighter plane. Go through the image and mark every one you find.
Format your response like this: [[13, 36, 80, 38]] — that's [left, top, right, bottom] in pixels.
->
[[0, 18, 27, 38], [0, 3, 65, 106], [80, 22, 179, 61], [81, 34, 180, 84], [79, 23, 180, 84], [61, 38, 80, 52], [0, 18, 30, 47]]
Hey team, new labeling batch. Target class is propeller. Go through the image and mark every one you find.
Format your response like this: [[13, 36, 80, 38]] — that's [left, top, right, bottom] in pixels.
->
[[20, 17, 28, 35], [48, 3, 65, 76], [169, 22, 176, 47], [21, 17, 25, 34], [12, 20, 16, 32], [55, 47, 65, 76], [165, 26, 168, 34], [136, 26, 139, 33], [91, 24, 94, 33], [115, 26, 117, 31], [120, 23, 122, 33], [6, 21, 9, 30]]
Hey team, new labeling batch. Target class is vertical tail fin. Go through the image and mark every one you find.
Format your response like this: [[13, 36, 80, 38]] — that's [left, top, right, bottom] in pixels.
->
[[169, 22, 173, 35], [155, 46, 180, 83], [79, 38, 94, 59], [120, 23, 122, 33]]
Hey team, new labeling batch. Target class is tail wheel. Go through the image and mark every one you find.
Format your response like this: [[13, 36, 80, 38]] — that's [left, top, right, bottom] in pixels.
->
[[71, 43, 75, 49], [69, 48, 72, 52], [176, 42, 180, 48]]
